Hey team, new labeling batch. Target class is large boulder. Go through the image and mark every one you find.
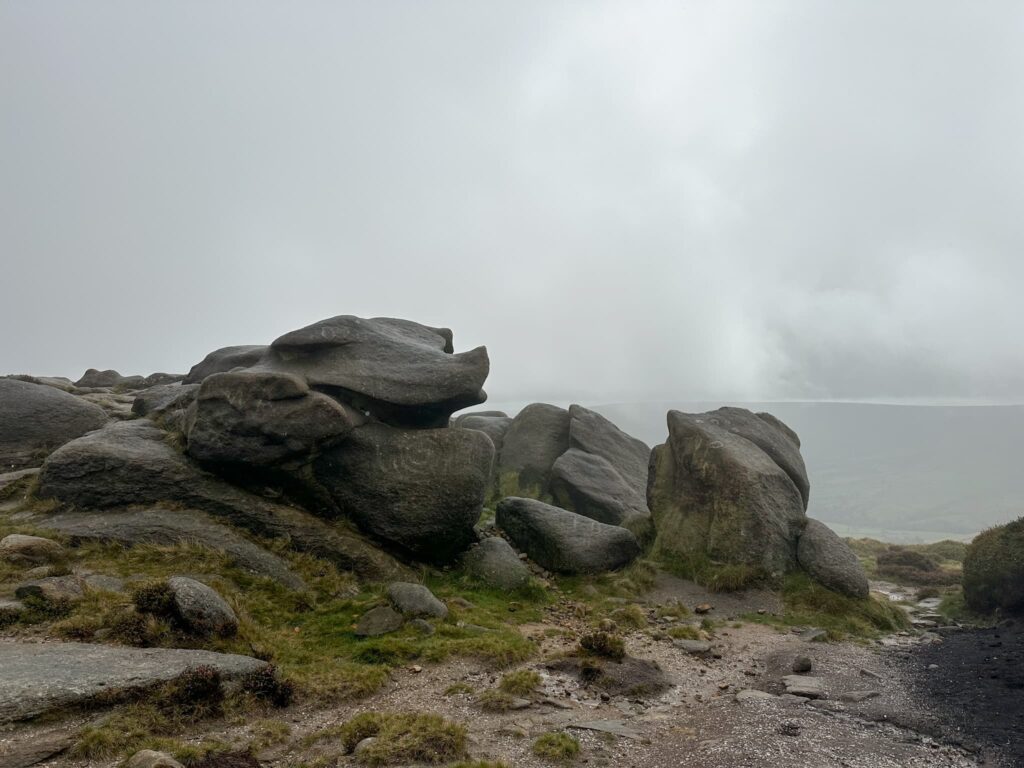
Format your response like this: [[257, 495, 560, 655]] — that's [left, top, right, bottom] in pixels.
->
[[496, 496, 640, 574], [253, 316, 489, 428], [74, 369, 145, 389], [648, 410, 806, 576], [567, 405, 650, 498], [183, 345, 268, 384], [497, 404, 570, 493], [796, 519, 869, 598], [0, 534, 64, 566], [550, 448, 652, 539], [131, 383, 199, 432], [313, 423, 493, 561], [185, 370, 355, 468], [694, 407, 809, 508], [387, 582, 448, 618], [456, 414, 512, 456], [462, 537, 531, 590], [0, 379, 108, 470], [36, 420, 405, 581]]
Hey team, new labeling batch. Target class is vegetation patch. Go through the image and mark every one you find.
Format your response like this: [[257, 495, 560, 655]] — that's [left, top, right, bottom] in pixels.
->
[[742, 572, 908, 639], [497, 669, 541, 696], [532, 731, 580, 762], [657, 552, 767, 592], [963, 518, 1024, 614], [333, 710, 467, 765], [579, 632, 625, 661]]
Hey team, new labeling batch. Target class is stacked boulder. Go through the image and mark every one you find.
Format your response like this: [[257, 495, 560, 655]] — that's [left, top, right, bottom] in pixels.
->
[[35, 315, 495, 568], [648, 407, 867, 597]]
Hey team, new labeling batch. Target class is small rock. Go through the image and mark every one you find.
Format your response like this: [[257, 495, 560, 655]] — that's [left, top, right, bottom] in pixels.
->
[[355, 606, 404, 637], [694, 603, 713, 614], [127, 750, 186, 768], [791, 655, 812, 673], [509, 697, 532, 710], [799, 628, 828, 642], [777, 721, 801, 737], [0, 534, 64, 566], [673, 639, 712, 655], [409, 618, 435, 635], [409, 665, 423, 673], [387, 582, 448, 618], [354, 737, 376, 756], [859, 668, 883, 680], [167, 577, 238, 636]]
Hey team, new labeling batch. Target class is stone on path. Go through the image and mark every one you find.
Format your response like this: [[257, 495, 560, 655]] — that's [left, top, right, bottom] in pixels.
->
[[0, 642, 266, 723], [568, 720, 644, 740], [782, 674, 826, 699], [673, 639, 713, 655], [462, 537, 531, 590], [736, 689, 777, 702], [387, 582, 448, 618]]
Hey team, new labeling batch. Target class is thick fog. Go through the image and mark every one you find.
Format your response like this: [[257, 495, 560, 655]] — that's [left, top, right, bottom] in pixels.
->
[[2, 1, 1023, 404]]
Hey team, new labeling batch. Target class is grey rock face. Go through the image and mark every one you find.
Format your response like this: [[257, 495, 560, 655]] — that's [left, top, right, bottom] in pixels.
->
[[452, 410, 508, 426], [166, 576, 239, 636], [0, 379, 108, 469], [797, 518, 870, 598], [0, 535, 64, 566], [550, 448, 651, 530], [697, 407, 810, 508], [387, 582, 448, 618], [567, 405, 650, 499], [313, 423, 493, 562], [37, 420, 405, 581], [498, 403, 570, 492], [0, 642, 266, 723], [354, 606, 405, 637], [463, 537, 531, 590], [186, 370, 355, 467], [131, 383, 199, 419], [39, 508, 305, 589], [648, 410, 806, 575], [183, 345, 268, 384], [457, 414, 512, 456], [74, 369, 145, 389], [256, 315, 489, 428], [496, 497, 640, 574]]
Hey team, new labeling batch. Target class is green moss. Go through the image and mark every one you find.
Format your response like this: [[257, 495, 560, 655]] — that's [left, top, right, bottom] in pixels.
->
[[532, 732, 580, 762]]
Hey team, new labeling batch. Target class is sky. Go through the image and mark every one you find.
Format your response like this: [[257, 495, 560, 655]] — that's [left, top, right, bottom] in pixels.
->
[[2, 1, 1023, 405]]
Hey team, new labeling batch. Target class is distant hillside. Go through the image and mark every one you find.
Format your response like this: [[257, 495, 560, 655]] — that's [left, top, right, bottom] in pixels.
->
[[590, 402, 1024, 543]]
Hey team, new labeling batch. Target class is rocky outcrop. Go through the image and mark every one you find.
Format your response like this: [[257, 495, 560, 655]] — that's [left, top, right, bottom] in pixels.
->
[[456, 414, 512, 456], [550, 449, 652, 538], [567, 405, 650, 498], [36, 421, 404, 581], [74, 369, 145, 389], [648, 410, 806, 576], [185, 370, 356, 468], [0, 535, 64, 566], [462, 537, 531, 590], [313, 423, 493, 561], [183, 345, 268, 384], [496, 497, 640, 574], [796, 519, 869, 598], [0, 379, 108, 469], [0, 642, 266, 723], [497, 404, 570, 492]]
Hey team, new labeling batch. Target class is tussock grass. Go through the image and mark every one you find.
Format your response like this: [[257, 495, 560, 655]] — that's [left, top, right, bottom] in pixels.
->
[[329, 711, 467, 765], [667, 625, 701, 640], [963, 518, 1024, 614], [532, 732, 580, 762], [609, 604, 647, 629], [579, 632, 625, 661], [498, 669, 541, 696]]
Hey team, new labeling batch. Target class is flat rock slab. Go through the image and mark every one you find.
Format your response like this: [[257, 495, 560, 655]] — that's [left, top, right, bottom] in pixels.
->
[[782, 674, 826, 699], [568, 719, 644, 740], [0, 642, 267, 723]]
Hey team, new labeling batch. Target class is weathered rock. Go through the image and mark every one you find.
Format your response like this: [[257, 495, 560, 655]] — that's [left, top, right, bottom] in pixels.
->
[[457, 414, 512, 456], [81, 573, 125, 593], [838, 690, 880, 703], [37, 420, 405, 581], [127, 750, 186, 768], [453, 410, 508, 426], [736, 689, 777, 702], [387, 582, 448, 618], [463, 537, 531, 590], [255, 316, 489, 428], [131, 383, 199, 421], [673, 639, 712, 655], [496, 497, 640, 574], [75, 369, 144, 389], [0, 599, 25, 624], [782, 675, 825, 699], [183, 345, 268, 384], [186, 370, 355, 467], [792, 655, 813, 673], [6, 374, 76, 392], [648, 410, 806, 575], [696, 407, 809, 508], [313, 423, 493, 562], [0, 642, 266, 723], [567, 405, 650, 498], [167, 576, 238, 636], [0, 534, 64, 566], [15, 575, 83, 604], [550, 448, 652, 538], [797, 518, 869, 598], [355, 606, 404, 637], [0, 379, 108, 469], [497, 403, 570, 492], [39, 508, 305, 589]]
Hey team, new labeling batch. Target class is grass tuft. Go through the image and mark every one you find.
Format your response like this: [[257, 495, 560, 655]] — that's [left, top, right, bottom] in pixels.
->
[[332, 711, 467, 765], [532, 732, 580, 762]]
